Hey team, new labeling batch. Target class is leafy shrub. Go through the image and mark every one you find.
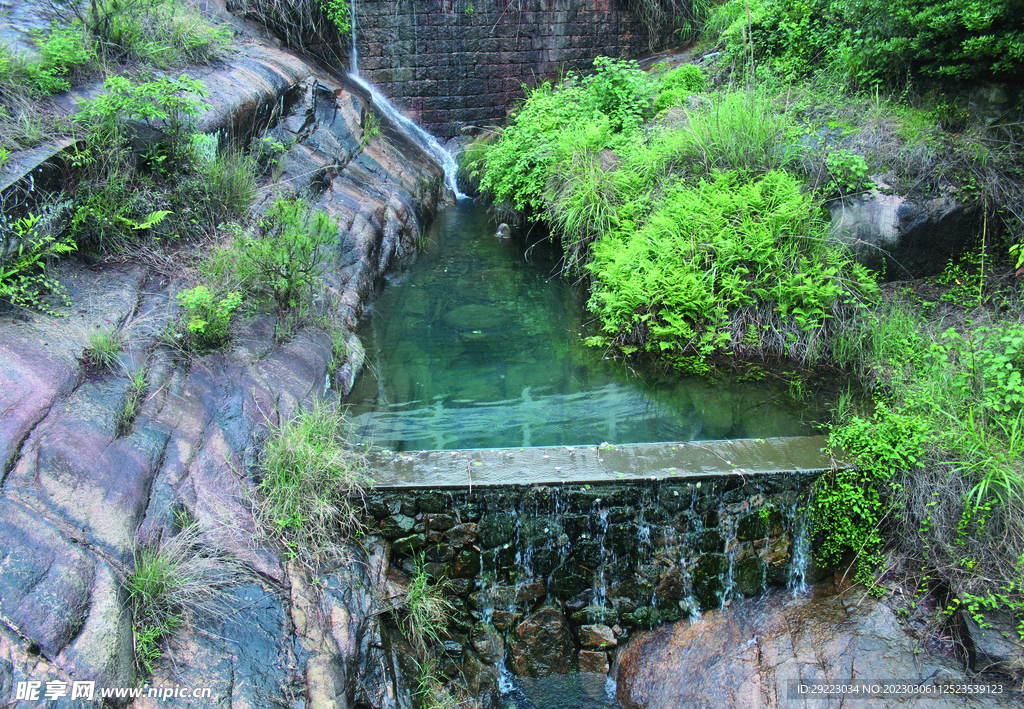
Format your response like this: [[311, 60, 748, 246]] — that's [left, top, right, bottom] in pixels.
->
[[77, 73, 208, 155], [816, 406, 929, 579], [479, 80, 591, 215], [176, 285, 241, 349], [0, 212, 76, 314], [654, 64, 706, 112], [480, 56, 653, 216], [825, 148, 871, 197], [585, 56, 651, 133], [238, 198, 337, 321], [587, 170, 875, 355], [70, 74, 208, 249], [320, 0, 352, 36]]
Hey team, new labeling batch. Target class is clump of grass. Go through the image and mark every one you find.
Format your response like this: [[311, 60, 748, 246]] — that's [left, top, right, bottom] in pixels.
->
[[128, 521, 240, 675], [403, 558, 454, 655], [673, 88, 803, 176], [118, 365, 148, 436], [197, 148, 260, 223], [398, 557, 459, 709], [254, 400, 369, 568], [82, 326, 124, 371]]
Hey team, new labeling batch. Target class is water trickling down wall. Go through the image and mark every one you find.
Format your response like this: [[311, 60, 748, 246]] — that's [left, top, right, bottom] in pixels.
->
[[353, 0, 676, 138], [366, 473, 819, 701]]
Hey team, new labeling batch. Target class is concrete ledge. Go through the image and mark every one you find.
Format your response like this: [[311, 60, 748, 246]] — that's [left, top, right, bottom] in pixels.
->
[[368, 435, 842, 489]]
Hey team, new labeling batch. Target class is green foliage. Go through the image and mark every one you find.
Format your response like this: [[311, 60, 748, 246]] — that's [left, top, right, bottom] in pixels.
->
[[69, 73, 208, 249], [817, 406, 929, 577], [586, 57, 651, 133], [479, 57, 652, 215], [28, 24, 97, 94], [362, 111, 381, 142], [587, 170, 875, 355], [77, 73, 207, 153], [51, 0, 230, 69], [176, 285, 241, 350], [237, 198, 336, 322], [479, 79, 592, 214], [709, 0, 1024, 86], [255, 401, 368, 568], [320, 0, 352, 35], [0, 212, 76, 314], [401, 556, 458, 709], [654, 64, 706, 112], [825, 148, 871, 197]]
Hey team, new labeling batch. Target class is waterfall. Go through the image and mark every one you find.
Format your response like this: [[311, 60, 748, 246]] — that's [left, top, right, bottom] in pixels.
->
[[348, 1, 465, 198], [349, 0, 359, 74]]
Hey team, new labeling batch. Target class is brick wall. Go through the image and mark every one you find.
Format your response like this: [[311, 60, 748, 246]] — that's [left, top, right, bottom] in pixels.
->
[[353, 0, 674, 138]]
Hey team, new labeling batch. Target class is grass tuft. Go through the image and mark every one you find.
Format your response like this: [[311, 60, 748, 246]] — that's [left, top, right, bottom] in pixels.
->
[[254, 400, 369, 569], [83, 326, 124, 372], [128, 521, 241, 675]]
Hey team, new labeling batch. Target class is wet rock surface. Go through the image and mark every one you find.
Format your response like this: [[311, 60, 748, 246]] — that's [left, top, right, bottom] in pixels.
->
[[614, 579, 1019, 708], [0, 25, 445, 709], [509, 608, 576, 678]]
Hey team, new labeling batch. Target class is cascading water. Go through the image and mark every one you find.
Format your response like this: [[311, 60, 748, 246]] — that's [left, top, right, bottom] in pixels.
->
[[347, 1, 465, 198], [349, 0, 358, 73]]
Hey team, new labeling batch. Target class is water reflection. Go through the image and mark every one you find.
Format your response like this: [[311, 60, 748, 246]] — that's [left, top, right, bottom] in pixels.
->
[[346, 200, 822, 450]]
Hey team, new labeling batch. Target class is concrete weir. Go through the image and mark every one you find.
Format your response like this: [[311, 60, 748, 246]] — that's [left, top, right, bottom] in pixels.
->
[[367, 435, 837, 488], [363, 436, 842, 694]]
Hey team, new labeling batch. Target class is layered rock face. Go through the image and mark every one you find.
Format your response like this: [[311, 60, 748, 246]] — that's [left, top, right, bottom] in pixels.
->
[[0, 42, 446, 708]]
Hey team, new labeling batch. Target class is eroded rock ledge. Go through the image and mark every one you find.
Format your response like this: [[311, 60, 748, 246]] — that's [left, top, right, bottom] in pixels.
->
[[0, 42, 447, 708]]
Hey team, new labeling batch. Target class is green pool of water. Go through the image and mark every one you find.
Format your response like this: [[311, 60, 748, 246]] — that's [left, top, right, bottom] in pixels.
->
[[345, 199, 824, 451]]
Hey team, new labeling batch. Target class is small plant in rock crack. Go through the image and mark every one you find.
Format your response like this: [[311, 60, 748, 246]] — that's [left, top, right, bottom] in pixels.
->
[[119, 365, 149, 436], [82, 326, 124, 371], [176, 285, 241, 350], [401, 556, 460, 709], [127, 521, 240, 676]]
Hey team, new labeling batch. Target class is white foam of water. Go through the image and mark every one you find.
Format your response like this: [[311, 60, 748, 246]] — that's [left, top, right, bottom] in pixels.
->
[[349, 0, 359, 74], [348, 74, 465, 198], [347, 3, 465, 198]]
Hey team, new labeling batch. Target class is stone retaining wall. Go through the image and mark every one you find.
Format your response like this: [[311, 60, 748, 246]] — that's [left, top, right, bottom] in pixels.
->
[[366, 473, 819, 704], [354, 0, 677, 138]]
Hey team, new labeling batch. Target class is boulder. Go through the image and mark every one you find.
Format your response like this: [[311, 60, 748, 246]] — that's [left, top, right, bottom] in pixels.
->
[[829, 186, 983, 279], [470, 623, 505, 665], [959, 610, 1024, 676], [579, 624, 617, 649], [614, 582, 1015, 709], [508, 607, 576, 678]]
